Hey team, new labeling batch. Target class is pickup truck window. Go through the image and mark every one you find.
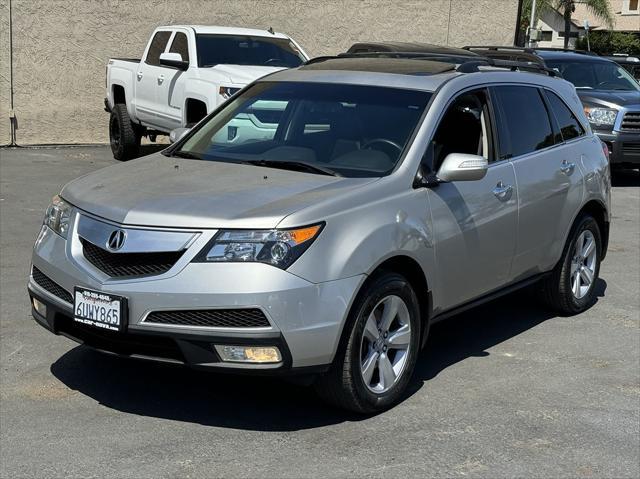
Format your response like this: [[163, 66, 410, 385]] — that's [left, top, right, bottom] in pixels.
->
[[196, 35, 305, 68], [169, 32, 189, 63], [176, 82, 431, 177], [146, 31, 172, 66]]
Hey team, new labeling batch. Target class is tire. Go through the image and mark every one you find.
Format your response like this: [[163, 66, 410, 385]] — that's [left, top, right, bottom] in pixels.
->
[[109, 104, 141, 161], [315, 272, 421, 413], [539, 214, 602, 315]]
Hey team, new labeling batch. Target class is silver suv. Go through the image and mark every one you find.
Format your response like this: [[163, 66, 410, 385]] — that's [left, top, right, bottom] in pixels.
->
[[29, 55, 611, 413]]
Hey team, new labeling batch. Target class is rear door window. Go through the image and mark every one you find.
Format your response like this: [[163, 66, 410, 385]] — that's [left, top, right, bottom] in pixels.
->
[[169, 32, 190, 63], [544, 90, 585, 142], [145, 31, 172, 66], [492, 86, 555, 159]]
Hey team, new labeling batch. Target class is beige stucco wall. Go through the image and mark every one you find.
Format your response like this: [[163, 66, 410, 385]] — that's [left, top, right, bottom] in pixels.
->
[[1, 0, 519, 146], [574, 1, 640, 31]]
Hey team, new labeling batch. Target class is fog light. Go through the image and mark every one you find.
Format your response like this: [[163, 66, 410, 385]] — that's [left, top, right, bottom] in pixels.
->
[[32, 298, 46, 316], [214, 345, 282, 363]]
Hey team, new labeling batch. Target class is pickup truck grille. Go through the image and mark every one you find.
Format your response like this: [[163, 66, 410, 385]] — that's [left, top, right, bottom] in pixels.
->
[[144, 309, 270, 328], [620, 111, 640, 131], [81, 239, 184, 278]]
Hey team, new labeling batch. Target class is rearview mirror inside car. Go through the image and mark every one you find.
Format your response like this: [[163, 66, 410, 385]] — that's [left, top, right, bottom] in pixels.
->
[[437, 153, 488, 182], [159, 52, 189, 71]]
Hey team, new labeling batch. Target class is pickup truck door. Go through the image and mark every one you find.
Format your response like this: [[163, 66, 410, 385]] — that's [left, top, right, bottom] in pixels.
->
[[135, 30, 172, 126], [427, 88, 518, 312], [156, 30, 190, 130]]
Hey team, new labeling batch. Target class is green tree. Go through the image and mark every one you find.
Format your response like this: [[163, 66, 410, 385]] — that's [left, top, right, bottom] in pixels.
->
[[522, 0, 614, 49], [576, 31, 640, 56]]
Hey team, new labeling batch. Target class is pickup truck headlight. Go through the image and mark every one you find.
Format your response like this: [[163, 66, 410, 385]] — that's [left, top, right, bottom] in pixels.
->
[[219, 86, 241, 99], [584, 106, 618, 127], [43, 195, 72, 238], [195, 224, 323, 269]]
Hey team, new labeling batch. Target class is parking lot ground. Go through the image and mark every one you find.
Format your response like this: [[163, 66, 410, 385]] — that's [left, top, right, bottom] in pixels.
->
[[1, 146, 639, 478]]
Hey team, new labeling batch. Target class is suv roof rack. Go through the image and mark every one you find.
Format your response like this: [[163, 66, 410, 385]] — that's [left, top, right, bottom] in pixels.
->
[[464, 45, 597, 56], [304, 52, 561, 78]]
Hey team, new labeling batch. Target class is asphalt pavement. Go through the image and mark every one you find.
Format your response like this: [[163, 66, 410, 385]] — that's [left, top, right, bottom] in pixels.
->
[[1, 146, 638, 478]]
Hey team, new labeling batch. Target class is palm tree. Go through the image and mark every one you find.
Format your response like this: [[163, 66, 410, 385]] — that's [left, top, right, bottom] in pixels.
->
[[524, 0, 614, 49]]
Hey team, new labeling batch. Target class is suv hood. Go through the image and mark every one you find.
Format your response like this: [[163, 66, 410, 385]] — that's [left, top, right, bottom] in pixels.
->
[[199, 64, 286, 85], [577, 89, 640, 108], [60, 153, 376, 229]]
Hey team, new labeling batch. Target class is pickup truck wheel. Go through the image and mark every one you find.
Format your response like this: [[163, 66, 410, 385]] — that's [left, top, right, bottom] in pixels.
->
[[540, 214, 602, 315], [110, 104, 140, 161], [314, 272, 421, 413]]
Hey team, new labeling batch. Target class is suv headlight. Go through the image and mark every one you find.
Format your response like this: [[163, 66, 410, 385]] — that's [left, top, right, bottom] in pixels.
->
[[584, 106, 618, 127], [194, 224, 323, 269], [43, 195, 72, 238]]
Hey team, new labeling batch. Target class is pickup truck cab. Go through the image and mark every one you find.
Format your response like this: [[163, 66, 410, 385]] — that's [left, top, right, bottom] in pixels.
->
[[105, 25, 308, 160]]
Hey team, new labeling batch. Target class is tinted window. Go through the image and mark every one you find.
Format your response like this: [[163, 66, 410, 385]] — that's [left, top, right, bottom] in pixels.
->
[[493, 86, 554, 158], [169, 32, 189, 63], [545, 90, 584, 141], [177, 82, 431, 177], [546, 60, 640, 91], [196, 35, 305, 68], [146, 31, 172, 66]]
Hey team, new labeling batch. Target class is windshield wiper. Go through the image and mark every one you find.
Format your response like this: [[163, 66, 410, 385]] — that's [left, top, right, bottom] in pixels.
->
[[171, 150, 203, 160], [246, 159, 342, 177]]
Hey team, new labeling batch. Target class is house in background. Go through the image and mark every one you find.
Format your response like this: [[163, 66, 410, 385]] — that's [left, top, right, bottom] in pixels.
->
[[533, 0, 639, 49]]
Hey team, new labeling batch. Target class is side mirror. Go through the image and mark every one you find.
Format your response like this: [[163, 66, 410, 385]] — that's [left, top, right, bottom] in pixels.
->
[[169, 127, 191, 143], [437, 153, 488, 182], [159, 52, 189, 71]]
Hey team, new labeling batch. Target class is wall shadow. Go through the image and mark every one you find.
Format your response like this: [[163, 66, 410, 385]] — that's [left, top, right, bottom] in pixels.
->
[[612, 168, 639, 187], [50, 279, 607, 431]]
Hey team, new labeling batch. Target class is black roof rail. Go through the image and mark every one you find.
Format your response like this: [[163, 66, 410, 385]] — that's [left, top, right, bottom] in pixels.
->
[[303, 52, 561, 78], [463, 45, 536, 54], [456, 58, 560, 77]]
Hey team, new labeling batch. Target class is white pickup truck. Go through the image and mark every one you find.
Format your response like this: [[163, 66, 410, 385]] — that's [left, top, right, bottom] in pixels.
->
[[105, 25, 308, 160]]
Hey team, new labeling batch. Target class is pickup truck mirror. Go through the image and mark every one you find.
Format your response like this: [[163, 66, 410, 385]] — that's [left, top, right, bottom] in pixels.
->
[[436, 153, 488, 182], [169, 127, 191, 143], [159, 52, 189, 71]]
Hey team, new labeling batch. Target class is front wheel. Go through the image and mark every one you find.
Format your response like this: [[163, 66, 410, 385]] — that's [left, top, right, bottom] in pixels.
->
[[315, 272, 421, 413], [540, 214, 602, 315]]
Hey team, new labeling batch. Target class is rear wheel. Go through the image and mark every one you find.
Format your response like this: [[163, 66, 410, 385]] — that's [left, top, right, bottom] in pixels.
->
[[109, 104, 141, 161], [540, 214, 601, 315], [315, 272, 421, 413]]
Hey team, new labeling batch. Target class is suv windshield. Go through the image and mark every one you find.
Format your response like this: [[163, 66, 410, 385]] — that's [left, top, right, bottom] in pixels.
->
[[546, 60, 640, 91], [175, 82, 432, 177], [196, 35, 305, 68]]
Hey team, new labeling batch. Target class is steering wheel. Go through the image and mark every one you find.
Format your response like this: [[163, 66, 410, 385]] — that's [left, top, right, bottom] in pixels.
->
[[362, 138, 403, 156]]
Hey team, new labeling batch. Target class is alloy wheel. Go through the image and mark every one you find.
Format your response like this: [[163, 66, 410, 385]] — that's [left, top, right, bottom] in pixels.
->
[[359, 295, 412, 393], [570, 230, 597, 299]]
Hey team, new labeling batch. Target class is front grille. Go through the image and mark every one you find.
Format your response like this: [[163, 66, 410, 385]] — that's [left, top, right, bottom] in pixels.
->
[[81, 238, 184, 278], [55, 314, 184, 362], [144, 309, 270, 328], [32, 266, 73, 304], [620, 111, 640, 131]]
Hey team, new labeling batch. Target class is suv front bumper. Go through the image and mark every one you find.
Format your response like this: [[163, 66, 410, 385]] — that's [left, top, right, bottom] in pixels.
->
[[596, 130, 640, 167], [29, 225, 364, 373]]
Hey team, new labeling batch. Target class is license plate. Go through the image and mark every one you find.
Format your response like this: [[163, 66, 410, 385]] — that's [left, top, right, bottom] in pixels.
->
[[73, 288, 127, 332]]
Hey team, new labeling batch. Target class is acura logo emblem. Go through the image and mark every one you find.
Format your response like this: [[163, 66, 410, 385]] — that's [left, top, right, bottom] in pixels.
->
[[106, 229, 126, 251]]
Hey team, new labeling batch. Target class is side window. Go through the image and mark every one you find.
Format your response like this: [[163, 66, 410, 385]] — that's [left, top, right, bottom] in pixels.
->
[[430, 89, 493, 171], [493, 86, 554, 159], [545, 90, 585, 142], [145, 31, 172, 66], [169, 32, 190, 63]]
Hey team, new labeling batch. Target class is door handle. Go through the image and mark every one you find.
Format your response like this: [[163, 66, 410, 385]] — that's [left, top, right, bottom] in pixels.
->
[[560, 159, 576, 175], [157, 74, 165, 84], [136, 72, 143, 80], [492, 181, 513, 201]]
